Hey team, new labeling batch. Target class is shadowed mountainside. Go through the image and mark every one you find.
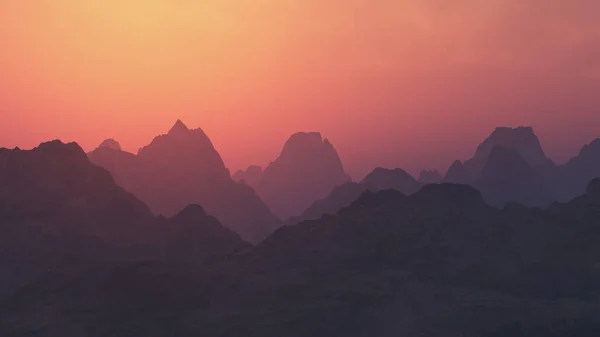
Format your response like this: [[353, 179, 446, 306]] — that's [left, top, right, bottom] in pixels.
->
[[290, 167, 421, 224], [256, 132, 351, 219], [418, 170, 443, 184], [463, 126, 549, 177], [88, 120, 281, 243], [0, 141, 250, 301], [474, 146, 554, 208], [445, 126, 600, 208], [551, 138, 600, 202], [232, 165, 263, 189], [2, 180, 600, 336]]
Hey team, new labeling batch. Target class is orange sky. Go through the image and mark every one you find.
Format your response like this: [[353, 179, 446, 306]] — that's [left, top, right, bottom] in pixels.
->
[[1, 0, 599, 178]]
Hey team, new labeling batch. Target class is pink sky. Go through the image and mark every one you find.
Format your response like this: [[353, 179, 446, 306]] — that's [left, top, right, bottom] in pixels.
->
[[1, 0, 599, 178]]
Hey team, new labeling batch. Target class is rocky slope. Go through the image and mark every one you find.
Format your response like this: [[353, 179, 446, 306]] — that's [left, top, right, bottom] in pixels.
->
[[257, 132, 350, 219], [88, 120, 281, 243]]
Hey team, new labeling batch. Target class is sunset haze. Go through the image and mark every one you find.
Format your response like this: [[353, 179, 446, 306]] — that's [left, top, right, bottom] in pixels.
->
[[1, 0, 599, 178]]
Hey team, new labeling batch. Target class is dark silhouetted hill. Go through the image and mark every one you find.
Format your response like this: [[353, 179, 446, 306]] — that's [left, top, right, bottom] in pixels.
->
[[0, 141, 160, 299], [257, 132, 350, 219], [290, 167, 421, 224], [232, 165, 263, 189], [443, 160, 472, 184], [5, 181, 600, 336], [418, 169, 443, 184], [552, 138, 600, 202], [361, 167, 422, 194], [475, 146, 553, 208], [0, 140, 252, 301], [98, 138, 122, 151], [464, 126, 548, 178], [88, 120, 281, 243], [161, 204, 251, 264]]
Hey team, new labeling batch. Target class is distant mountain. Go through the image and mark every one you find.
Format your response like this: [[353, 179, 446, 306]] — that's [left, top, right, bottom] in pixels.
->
[[257, 132, 350, 219], [552, 138, 600, 202], [98, 138, 122, 151], [88, 120, 281, 243], [475, 146, 553, 208], [290, 167, 420, 224], [232, 165, 263, 189], [6, 181, 600, 335], [464, 126, 548, 177], [443, 160, 472, 184], [418, 169, 443, 184], [361, 167, 422, 193]]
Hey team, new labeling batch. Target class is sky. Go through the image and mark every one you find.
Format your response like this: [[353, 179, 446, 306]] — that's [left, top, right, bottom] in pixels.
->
[[1, 0, 599, 179]]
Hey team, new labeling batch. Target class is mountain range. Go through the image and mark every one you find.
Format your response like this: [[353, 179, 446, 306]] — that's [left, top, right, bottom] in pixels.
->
[[0, 140, 248, 300], [1, 123, 600, 336], [88, 120, 280, 244], [2, 148, 600, 335], [443, 126, 600, 206]]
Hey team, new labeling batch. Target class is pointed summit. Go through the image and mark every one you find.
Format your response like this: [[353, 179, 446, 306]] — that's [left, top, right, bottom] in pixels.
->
[[89, 120, 281, 243], [168, 119, 190, 136], [257, 132, 350, 219]]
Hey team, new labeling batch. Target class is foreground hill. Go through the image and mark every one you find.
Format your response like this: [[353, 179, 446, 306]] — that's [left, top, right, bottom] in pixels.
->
[[88, 120, 281, 243], [0, 141, 249, 300], [3, 177, 600, 336]]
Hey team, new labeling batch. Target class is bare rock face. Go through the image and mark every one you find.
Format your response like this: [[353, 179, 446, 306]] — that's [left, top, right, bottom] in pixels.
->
[[88, 120, 281, 244], [464, 126, 548, 177], [257, 132, 350, 219]]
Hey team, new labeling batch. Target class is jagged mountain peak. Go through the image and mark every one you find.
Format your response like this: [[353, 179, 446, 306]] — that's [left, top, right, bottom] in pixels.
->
[[34, 140, 88, 160], [258, 132, 350, 219], [168, 119, 190, 135]]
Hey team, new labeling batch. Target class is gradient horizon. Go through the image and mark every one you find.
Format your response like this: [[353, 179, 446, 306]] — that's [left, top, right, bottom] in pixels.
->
[[1, 0, 599, 179]]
